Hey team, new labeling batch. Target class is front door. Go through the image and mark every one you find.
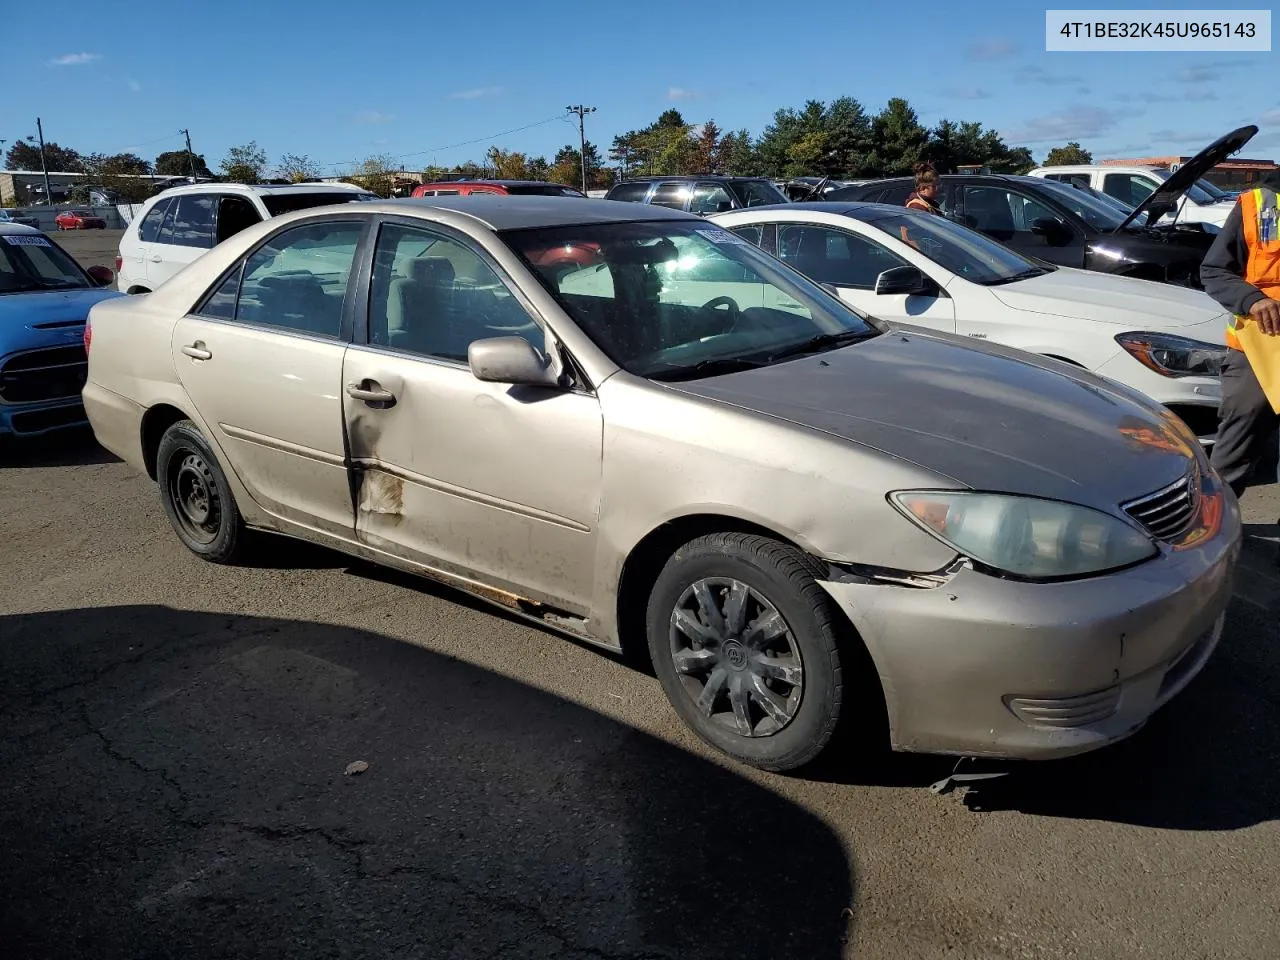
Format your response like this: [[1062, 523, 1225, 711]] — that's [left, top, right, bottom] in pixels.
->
[[774, 222, 956, 332], [341, 219, 603, 612], [961, 184, 1087, 268], [170, 216, 368, 537]]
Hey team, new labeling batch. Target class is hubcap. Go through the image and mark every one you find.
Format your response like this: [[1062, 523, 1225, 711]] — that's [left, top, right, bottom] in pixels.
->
[[668, 578, 804, 738], [169, 451, 221, 544]]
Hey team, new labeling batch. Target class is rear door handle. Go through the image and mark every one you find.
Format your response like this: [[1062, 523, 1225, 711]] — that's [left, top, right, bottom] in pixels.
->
[[346, 381, 396, 406], [148, 254, 163, 263], [181, 342, 212, 360]]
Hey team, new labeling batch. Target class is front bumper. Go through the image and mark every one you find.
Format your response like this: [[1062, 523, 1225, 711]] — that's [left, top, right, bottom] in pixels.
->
[[819, 498, 1241, 760], [0, 397, 87, 438], [1092, 353, 1221, 442]]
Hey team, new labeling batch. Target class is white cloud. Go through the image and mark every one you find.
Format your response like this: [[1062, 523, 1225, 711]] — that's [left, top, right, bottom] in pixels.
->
[[946, 86, 990, 100], [449, 86, 503, 100], [966, 38, 1016, 61], [50, 52, 100, 66], [1017, 65, 1084, 86], [1007, 106, 1137, 144], [355, 110, 394, 124], [667, 87, 704, 101]]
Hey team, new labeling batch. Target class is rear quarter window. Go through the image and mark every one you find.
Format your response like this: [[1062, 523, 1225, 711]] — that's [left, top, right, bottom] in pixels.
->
[[606, 182, 652, 203]]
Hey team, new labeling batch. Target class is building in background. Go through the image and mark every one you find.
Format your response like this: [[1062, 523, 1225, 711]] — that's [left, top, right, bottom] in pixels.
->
[[1100, 156, 1277, 190], [0, 170, 179, 204]]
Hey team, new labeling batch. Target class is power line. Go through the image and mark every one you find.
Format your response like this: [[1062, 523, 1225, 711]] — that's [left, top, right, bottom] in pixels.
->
[[321, 112, 576, 171], [106, 130, 185, 154]]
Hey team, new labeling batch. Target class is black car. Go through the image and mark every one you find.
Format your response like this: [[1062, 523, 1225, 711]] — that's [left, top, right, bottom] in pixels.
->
[[827, 126, 1258, 290], [605, 176, 789, 215]]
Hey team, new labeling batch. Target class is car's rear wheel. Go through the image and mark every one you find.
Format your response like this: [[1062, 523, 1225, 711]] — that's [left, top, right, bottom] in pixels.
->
[[646, 532, 846, 772], [156, 420, 245, 564]]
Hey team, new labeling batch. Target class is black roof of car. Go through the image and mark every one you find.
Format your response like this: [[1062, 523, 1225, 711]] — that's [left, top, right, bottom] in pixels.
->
[[610, 175, 775, 184], [424, 179, 578, 188]]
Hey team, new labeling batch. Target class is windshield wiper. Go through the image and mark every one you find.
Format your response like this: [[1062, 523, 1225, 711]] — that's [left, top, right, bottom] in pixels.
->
[[33, 278, 85, 289], [765, 329, 877, 362], [984, 267, 1050, 285], [647, 356, 767, 382]]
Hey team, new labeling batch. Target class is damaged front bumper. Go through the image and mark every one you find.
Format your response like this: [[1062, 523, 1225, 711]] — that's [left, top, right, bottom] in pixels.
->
[[816, 512, 1240, 760]]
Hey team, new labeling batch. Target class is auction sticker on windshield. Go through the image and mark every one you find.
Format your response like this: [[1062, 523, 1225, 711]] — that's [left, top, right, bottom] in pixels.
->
[[695, 228, 748, 245], [3, 235, 51, 247]]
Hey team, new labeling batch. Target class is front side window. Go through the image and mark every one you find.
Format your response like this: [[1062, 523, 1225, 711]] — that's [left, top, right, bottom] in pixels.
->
[[1102, 173, 1157, 208], [503, 221, 878, 381], [650, 182, 691, 210], [216, 195, 263, 243], [0, 233, 90, 293], [689, 183, 735, 215], [197, 219, 364, 337], [1029, 178, 1131, 230], [138, 199, 171, 242], [962, 186, 1067, 242], [777, 224, 913, 288], [169, 195, 216, 248], [368, 222, 535, 361], [866, 211, 1049, 284], [728, 180, 789, 207]]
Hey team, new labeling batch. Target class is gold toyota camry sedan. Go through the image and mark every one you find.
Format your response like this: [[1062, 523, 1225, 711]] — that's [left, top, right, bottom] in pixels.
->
[[82, 196, 1240, 772]]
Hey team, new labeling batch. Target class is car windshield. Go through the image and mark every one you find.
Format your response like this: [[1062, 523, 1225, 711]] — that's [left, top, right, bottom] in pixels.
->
[[1148, 168, 1227, 205], [505, 184, 587, 197], [728, 180, 789, 207], [0, 233, 90, 293], [1029, 178, 1134, 230], [502, 220, 879, 380], [262, 192, 379, 215], [867, 211, 1050, 285]]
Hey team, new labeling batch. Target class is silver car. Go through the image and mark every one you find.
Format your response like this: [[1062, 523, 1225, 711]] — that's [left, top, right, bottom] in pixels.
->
[[82, 197, 1240, 772]]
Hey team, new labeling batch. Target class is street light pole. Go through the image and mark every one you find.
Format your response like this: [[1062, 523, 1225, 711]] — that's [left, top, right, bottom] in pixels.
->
[[565, 105, 596, 193], [35, 118, 54, 207], [181, 128, 197, 179]]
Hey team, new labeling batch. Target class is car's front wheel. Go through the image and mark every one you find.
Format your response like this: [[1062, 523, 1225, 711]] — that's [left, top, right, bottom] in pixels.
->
[[646, 532, 847, 772], [156, 420, 246, 564]]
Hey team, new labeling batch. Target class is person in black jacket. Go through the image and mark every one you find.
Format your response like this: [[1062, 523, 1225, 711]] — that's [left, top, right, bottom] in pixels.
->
[[1202, 172, 1280, 499]]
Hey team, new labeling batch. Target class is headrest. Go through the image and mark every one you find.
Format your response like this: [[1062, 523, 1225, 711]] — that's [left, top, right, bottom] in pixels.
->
[[410, 256, 455, 285]]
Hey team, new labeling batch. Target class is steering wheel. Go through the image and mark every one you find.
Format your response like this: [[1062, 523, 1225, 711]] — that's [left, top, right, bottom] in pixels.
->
[[701, 296, 741, 331]]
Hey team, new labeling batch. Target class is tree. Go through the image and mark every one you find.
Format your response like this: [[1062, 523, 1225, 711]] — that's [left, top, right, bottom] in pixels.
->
[[485, 147, 532, 180], [611, 109, 697, 177], [1044, 141, 1093, 165], [867, 98, 929, 176], [275, 153, 321, 182], [220, 141, 268, 183], [349, 154, 397, 197], [155, 149, 213, 178], [547, 142, 608, 189], [75, 153, 155, 202], [692, 120, 723, 174], [6, 140, 83, 172], [756, 98, 872, 178], [718, 129, 760, 176], [527, 156, 550, 181]]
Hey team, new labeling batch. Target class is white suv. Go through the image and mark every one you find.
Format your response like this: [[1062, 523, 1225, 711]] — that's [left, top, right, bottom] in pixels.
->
[[116, 182, 378, 293], [1027, 165, 1237, 228]]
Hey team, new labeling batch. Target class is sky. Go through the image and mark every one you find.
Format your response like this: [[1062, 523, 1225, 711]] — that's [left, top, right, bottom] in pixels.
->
[[6, 0, 1279, 176]]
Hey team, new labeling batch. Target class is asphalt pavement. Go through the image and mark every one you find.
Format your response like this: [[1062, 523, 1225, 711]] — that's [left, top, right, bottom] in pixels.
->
[[1, 236, 1278, 959]]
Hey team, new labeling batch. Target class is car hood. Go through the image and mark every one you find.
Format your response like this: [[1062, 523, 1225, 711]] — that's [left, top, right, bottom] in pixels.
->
[[0, 287, 123, 352], [989, 267, 1226, 330], [1115, 125, 1257, 232], [668, 330, 1197, 511]]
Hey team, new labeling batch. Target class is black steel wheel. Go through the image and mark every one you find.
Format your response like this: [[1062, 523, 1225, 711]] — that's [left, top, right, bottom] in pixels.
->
[[646, 532, 847, 772], [156, 419, 245, 563]]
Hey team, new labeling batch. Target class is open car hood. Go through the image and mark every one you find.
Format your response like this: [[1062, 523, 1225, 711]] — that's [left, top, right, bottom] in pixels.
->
[[1113, 125, 1257, 233]]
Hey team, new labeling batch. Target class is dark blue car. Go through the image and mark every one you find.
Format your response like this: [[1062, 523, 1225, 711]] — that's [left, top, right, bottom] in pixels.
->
[[0, 225, 122, 440]]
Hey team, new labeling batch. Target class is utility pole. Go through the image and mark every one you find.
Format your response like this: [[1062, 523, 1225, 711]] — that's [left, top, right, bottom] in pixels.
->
[[565, 105, 596, 193], [181, 128, 197, 179], [34, 118, 53, 207]]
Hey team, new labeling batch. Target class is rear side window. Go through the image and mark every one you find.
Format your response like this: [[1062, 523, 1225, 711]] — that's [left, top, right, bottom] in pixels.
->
[[261, 192, 377, 215], [138, 199, 172, 242], [649, 183, 690, 210], [169, 195, 216, 248], [156, 201, 180, 244], [607, 182, 651, 203], [877, 182, 914, 205], [216, 195, 263, 244]]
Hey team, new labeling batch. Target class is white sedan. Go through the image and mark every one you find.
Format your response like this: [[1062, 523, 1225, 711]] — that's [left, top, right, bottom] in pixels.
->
[[710, 203, 1229, 443]]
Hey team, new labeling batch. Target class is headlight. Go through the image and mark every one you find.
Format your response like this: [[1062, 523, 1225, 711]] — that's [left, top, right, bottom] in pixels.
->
[[890, 491, 1158, 580], [1115, 332, 1226, 378]]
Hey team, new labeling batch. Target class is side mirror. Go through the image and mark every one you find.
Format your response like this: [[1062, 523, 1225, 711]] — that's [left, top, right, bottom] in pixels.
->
[[874, 265, 932, 296], [86, 265, 114, 287], [468, 336, 560, 388], [1029, 218, 1070, 245]]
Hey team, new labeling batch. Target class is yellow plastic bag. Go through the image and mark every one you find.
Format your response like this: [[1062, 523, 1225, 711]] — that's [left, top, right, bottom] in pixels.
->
[[1234, 320, 1280, 413]]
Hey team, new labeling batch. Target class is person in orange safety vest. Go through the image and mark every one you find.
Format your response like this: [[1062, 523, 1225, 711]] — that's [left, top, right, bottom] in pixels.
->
[[1201, 172, 1280, 500]]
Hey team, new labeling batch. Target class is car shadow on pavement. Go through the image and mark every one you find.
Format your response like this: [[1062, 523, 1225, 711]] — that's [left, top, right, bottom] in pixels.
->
[[0, 605, 856, 960], [0, 427, 121, 468], [955, 598, 1280, 830]]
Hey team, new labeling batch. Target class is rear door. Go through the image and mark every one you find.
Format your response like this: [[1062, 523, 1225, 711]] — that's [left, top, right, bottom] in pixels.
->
[[123, 198, 173, 288], [146, 194, 217, 288], [774, 222, 956, 331], [170, 214, 369, 537]]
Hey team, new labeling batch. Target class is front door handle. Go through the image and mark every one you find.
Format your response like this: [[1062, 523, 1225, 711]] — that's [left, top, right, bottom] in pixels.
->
[[181, 342, 212, 360], [346, 381, 396, 406]]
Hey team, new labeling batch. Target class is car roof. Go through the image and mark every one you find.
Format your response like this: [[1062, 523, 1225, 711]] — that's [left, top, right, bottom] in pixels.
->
[[422, 180, 575, 188], [155, 182, 371, 198], [0, 222, 42, 235], [719, 201, 925, 223], [374, 196, 696, 230], [611, 175, 771, 183]]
